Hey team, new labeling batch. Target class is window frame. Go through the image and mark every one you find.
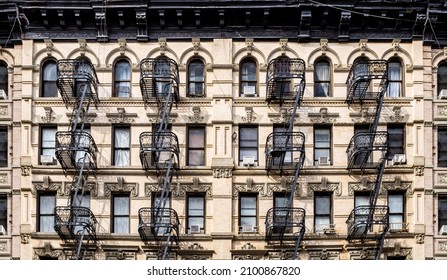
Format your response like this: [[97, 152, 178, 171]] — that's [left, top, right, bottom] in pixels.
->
[[388, 191, 405, 232], [238, 126, 258, 166], [239, 193, 258, 232], [438, 127, 447, 167], [0, 61, 8, 97], [354, 192, 370, 231], [314, 58, 331, 97], [187, 125, 206, 166], [40, 59, 58, 98], [314, 125, 332, 166], [0, 194, 6, 233], [187, 58, 205, 97], [314, 192, 332, 233], [273, 192, 292, 233], [112, 126, 131, 167], [111, 192, 130, 234], [438, 62, 447, 98], [113, 58, 131, 97], [387, 124, 405, 159], [240, 58, 258, 97], [439, 195, 447, 232], [387, 59, 403, 98], [37, 191, 56, 232], [39, 125, 57, 165], [0, 127, 7, 167], [186, 193, 205, 234]]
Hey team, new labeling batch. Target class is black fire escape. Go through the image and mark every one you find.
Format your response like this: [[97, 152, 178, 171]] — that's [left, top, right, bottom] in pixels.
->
[[345, 60, 389, 260], [264, 57, 306, 260], [53, 59, 100, 260], [138, 57, 180, 260]]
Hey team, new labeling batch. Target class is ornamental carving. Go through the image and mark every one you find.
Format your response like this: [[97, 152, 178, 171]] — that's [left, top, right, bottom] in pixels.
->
[[241, 243, 256, 250], [106, 108, 137, 123], [66, 112, 97, 123], [147, 112, 177, 123], [242, 107, 256, 123], [0, 106, 8, 117], [21, 166, 31, 176], [280, 39, 288, 55], [350, 108, 375, 123], [104, 177, 138, 197], [320, 38, 328, 51], [44, 39, 53, 56], [440, 242, 447, 252], [192, 38, 200, 54], [173, 183, 212, 199], [33, 243, 64, 260], [415, 166, 424, 176], [308, 108, 339, 124], [144, 183, 159, 196], [213, 168, 232, 178], [307, 177, 341, 197], [438, 106, 447, 117], [233, 183, 264, 197], [64, 181, 97, 196], [348, 181, 382, 196], [0, 243, 6, 252], [41, 107, 56, 123], [186, 243, 204, 251], [0, 173, 7, 184], [265, 180, 301, 198], [245, 38, 254, 55], [416, 234, 424, 244], [105, 250, 136, 260], [382, 177, 413, 195], [439, 173, 447, 184], [269, 108, 296, 124], [32, 176, 64, 196], [188, 107, 204, 123], [21, 234, 30, 244], [390, 106, 405, 122], [181, 255, 210, 260], [387, 243, 412, 259], [233, 254, 263, 260], [309, 249, 339, 260], [118, 38, 126, 55]]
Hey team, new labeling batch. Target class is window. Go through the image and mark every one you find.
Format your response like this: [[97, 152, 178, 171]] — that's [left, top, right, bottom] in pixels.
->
[[314, 192, 332, 233], [154, 56, 172, 97], [240, 59, 257, 97], [387, 125, 404, 159], [187, 194, 205, 233], [439, 195, 447, 232], [113, 126, 130, 166], [438, 127, 447, 167], [0, 127, 7, 167], [74, 126, 91, 166], [152, 124, 172, 165], [387, 60, 402, 97], [273, 125, 292, 165], [113, 59, 131, 97], [273, 193, 292, 233], [40, 126, 57, 165], [112, 193, 130, 233], [239, 126, 258, 166], [0, 195, 6, 233], [187, 126, 205, 166], [438, 63, 447, 98], [353, 57, 369, 98], [41, 60, 57, 97], [314, 59, 331, 97], [353, 124, 371, 165], [188, 59, 205, 97], [37, 192, 56, 232], [273, 56, 292, 96], [388, 191, 405, 231], [71, 192, 90, 234], [354, 192, 370, 231], [239, 194, 257, 232], [152, 193, 171, 235], [314, 126, 331, 166], [0, 62, 8, 97]]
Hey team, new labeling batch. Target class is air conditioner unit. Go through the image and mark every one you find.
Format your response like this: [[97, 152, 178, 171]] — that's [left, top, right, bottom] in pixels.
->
[[243, 86, 256, 97], [189, 225, 201, 234], [40, 154, 55, 165], [439, 89, 447, 99], [241, 224, 255, 233], [242, 156, 256, 166], [318, 156, 330, 166], [0, 89, 6, 100], [0, 225, 6, 235], [391, 154, 406, 165], [439, 225, 447, 235]]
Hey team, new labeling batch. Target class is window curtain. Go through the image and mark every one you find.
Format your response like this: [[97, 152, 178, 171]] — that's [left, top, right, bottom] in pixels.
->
[[388, 62, 402, 97], [0, 64, 8, 93], [388, 194, 403, 227], [43, 61, 57, 97], [114, 196, 129, 233], [39, 195, 55, 232], [315, 195, 330, 231], [315, 61, 330, 97], [41, 128, 57, 156], [115, 128, 130, 166], [114, 61, 131, 97]]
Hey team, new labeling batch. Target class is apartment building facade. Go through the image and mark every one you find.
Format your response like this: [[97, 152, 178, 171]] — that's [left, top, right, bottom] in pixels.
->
[[0, 0, 447, 260]]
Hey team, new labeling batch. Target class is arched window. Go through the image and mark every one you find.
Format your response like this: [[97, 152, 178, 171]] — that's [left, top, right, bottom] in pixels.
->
[[438, 62, 447, 99], [113, 59, 131, 97], [314, 58, 331, 97], [40, 60, 57, 97], [387, 59, 402, 97], [0, 62, 7, 99], [240, 59, 257, 97], [188, 58, 205, 97], [154, 56, 172, 97]]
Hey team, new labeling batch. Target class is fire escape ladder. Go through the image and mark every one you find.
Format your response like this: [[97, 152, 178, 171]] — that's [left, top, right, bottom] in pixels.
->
[[54, 59, 99, 260], [138, 57, 180, 259]]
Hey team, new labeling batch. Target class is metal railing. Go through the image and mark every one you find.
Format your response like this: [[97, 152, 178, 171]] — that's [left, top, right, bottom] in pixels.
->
[[346, 131, 388, 170], [346, 59, 387, 103]]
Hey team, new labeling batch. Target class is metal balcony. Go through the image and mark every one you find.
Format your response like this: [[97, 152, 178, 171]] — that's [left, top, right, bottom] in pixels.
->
[[138, 207, 180, 244], [54, 206, 98, 244], [346, 60, 388, 104], [55, 131, 99, 171], [56, 59, 99, 107], [265, 131, 305, 172], [266, 57, 305, 105], [140, 57, 179, 105], [265, 207, 305, 244], [346, 131, 388, 171], [346, 205, 389, 241], [139, 131, 179, 171]]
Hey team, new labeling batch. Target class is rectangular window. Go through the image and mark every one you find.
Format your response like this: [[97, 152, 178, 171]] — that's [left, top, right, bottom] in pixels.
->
[[239, 194, 257, 232], [387, 61, 402, 97], [187, 126, 205, 166], [438, 127, 447, 167], [273, 193, 292, 233], [113, 126, 130, 166], [40, 126, 57, 165], [152, 192, 171, 235], [314, 192, 332, 233], [71, 192, 90, 234], [0, 127, 7, 167], [387, 125, 404, 159], [0, 195, 6, 233], [388, 191, 405, 231], [37, 192, 56, 232], [314, 126, 331, 166], [152, 124, 172, 166], [353, 124, 371, 166], [439, 195, 447, 232], [187, 194, 205, 234], [112, 193, 130, 233], [239, 126, 258, 166], [354, 192, 370, 232], [273, 125, 292, 165]]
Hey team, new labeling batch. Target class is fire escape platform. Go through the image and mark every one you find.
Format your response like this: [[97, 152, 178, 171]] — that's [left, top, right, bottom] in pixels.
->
[[55, 131, 99, 171], [54, 206, 98, 244], [138, 207, 180, 244], [346, 131, 388, 171], [265, 131, 305, 172], [139, 131, 179, 171], [265, 207, 306, 244]]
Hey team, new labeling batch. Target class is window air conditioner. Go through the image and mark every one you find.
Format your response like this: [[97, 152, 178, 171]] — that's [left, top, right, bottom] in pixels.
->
[[242, 156, 256, 166], [439, 89, 447, 99], [439, 225, 447, 235], [318, 156, 330, 166], [40, 154, 55, 165], [243, 86, 256, 97], [241, 224, 255, 233], [0, 89, 6, 100], [391, 154, 406, 165], [0, 225, 6, 235], [189, 225, 201, 234]]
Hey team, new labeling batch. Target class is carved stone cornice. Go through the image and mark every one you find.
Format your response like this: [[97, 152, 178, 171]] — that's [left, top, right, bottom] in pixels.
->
[[349, 108, 375, 123], [265, 178, 301, 198], [64, 181, 97, 196], [173, 180, 212, 199], [307, 177, 341, 197], [212, 168, 232, 178], [32, 176, 64, 196], [105, 250, 136, 260], [242, 107, 257, 123], [65, 112, 97, 123], [106, 108, 138, 123], [308, 108, 339, 124], [144, 183, 159, 196], [104, 177, 138, 197], [188, 106, 205, 123], [233, 254, 263, 260], [439, 241, 447, 252], [308, 249, 339, 260], [348, 181, 382, 196], [414, 166, 424, 176], [41, 107, 56, 123], [268, 108, 297, 124], [146, 112, 178, 123], [33, 242, 64, 260], [385, 243, 412, 259], [233, 183, 264, 197], [382, 177, 413, 194]]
